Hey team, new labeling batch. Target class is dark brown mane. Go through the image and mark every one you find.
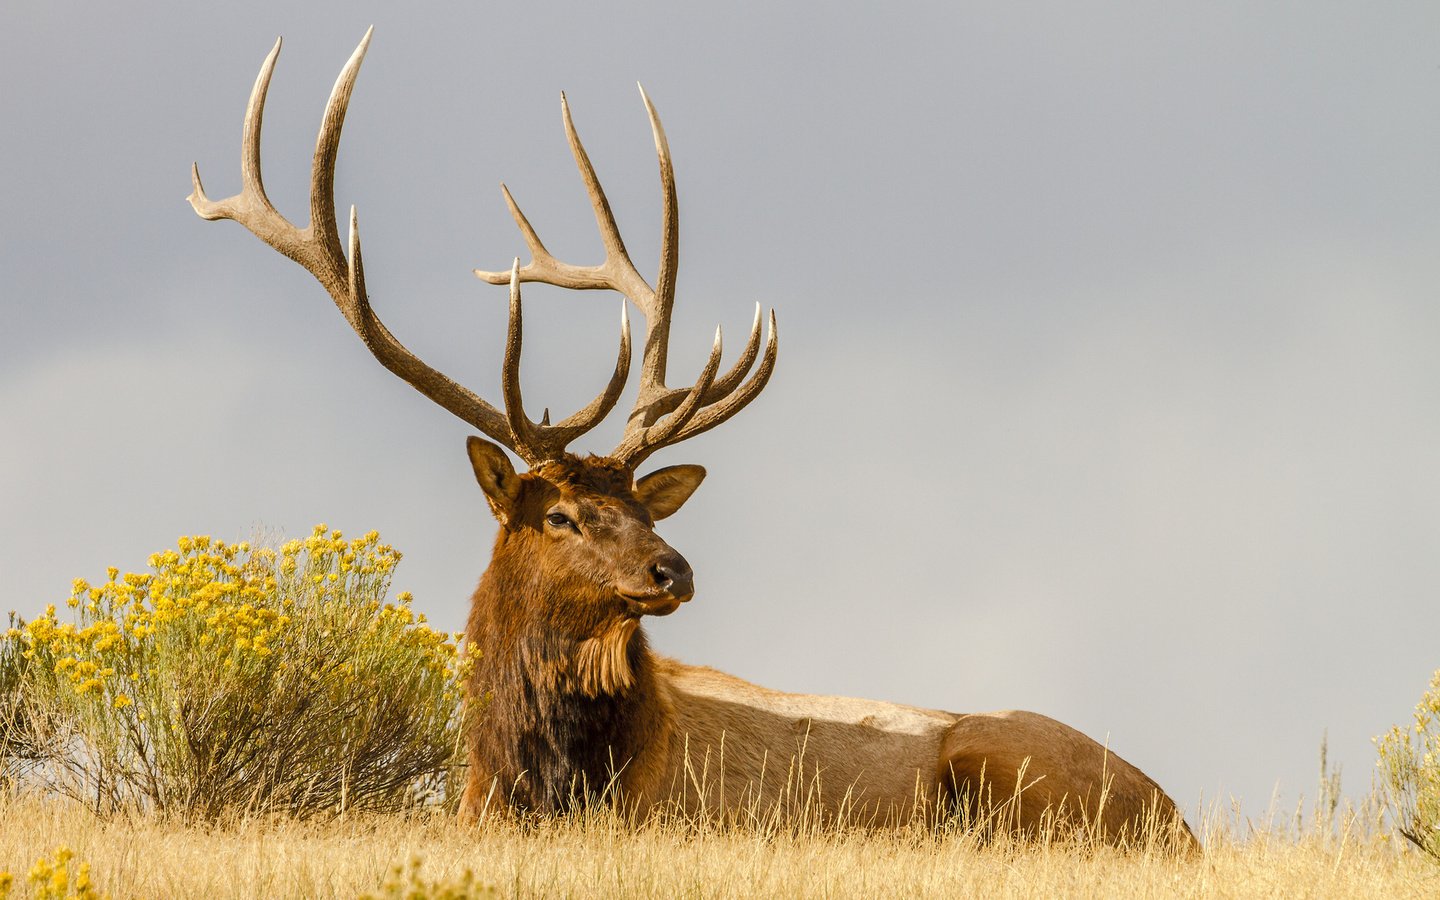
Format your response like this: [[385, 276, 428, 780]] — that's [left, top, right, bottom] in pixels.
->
[[464, 601, 662, 813], [463, 455, 669, 814]]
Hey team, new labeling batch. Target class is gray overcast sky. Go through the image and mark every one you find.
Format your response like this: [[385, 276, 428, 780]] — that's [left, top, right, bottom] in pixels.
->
[[4, 1, 1439, 824]]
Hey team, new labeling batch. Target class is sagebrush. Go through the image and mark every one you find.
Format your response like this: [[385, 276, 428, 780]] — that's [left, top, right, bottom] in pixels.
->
[[0, 613, 45, 788], [10, 526, 472, 819], [1376, 668, 1440, 861]]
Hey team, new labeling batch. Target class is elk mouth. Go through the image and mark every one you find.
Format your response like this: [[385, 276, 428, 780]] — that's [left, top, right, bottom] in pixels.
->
[[620, 591, 690, 617]]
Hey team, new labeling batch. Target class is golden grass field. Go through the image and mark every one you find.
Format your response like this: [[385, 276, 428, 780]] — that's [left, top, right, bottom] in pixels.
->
[[0, 795, 1434, 899], [6, 535, 1436, 897]]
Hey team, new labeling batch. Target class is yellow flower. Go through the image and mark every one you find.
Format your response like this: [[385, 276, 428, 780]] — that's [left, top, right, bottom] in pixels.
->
[[26, 858, 52, 888], [74, 861, 93, 895], [114, 694, 133, 709]]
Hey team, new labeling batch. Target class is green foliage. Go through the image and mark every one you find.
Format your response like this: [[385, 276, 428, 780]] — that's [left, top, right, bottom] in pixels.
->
[[1376, 669, 1440, 861], [14, 526, 473, 819]]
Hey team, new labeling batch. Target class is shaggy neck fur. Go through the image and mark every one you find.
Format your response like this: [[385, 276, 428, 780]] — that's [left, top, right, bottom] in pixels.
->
[[465, 549, 668, 814]]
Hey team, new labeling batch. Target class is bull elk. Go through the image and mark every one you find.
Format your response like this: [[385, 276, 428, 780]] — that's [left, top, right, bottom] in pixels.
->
[[189, 29, 1194, 847]]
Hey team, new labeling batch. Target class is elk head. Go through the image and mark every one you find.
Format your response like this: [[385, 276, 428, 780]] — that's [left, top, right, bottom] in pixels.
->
[[467, 439, 704, 622], [188, 29, 777, 638]]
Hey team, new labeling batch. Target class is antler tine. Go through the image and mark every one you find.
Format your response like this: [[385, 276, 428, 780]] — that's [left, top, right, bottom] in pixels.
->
[[473, 86, 778, 467], [635, 301, 765, 423], [497, 260, 634, 465], [613, 87, 777, 463], [306, 28, 373, 277], [191, 29, 528, 455], [500, 260, 544, 459], [239, 41, 281, 206], [473, 95, 653, 303], [712, 303, 764, 397], [616, 309, 777, 466], [637, 83, 679, 394], [562, 91, 645, 301], [666, 309, 778, 446], [612, 327, 726, 465], [190, 38, 288, 249], [474, 92, 660, 354]]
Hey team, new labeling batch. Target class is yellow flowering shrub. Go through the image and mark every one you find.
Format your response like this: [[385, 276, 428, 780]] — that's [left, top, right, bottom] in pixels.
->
[[1, 613, 46, 786], [18, 526, 472, 819], [23, 846, 106, 900], [1376, 668, 1440, 861]]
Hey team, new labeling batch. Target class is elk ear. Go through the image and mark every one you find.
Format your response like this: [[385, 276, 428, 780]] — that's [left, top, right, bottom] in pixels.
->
[[635, 465, 706, 521], [467, 436, 523, 524]]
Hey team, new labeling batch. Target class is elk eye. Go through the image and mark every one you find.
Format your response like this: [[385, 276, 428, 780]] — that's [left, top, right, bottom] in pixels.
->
[[545, 512, 574, 530]]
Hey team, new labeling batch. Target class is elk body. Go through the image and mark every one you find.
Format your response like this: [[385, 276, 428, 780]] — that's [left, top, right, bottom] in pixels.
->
[[191, 30, 1195, 847]]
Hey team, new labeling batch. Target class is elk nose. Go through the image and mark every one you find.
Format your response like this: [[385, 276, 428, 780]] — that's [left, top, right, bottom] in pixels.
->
[[650, 556, 694, 600]]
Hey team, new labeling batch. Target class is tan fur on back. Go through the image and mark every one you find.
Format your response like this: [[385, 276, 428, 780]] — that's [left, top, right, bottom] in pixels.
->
[[631, 658, 957, 825], [605, 658, 1192, 845]]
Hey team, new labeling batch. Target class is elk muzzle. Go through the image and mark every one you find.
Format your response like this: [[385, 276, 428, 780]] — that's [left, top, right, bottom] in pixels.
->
[[623, 549, 694, 617]]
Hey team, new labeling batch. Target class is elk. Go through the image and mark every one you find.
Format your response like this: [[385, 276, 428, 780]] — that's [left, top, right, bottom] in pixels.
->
[[190, 29, 1194, 847]]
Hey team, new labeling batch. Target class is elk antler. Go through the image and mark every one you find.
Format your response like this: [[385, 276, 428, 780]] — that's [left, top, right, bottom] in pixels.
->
[[473, 88, 778, 468], [187, 29, 633, 467]]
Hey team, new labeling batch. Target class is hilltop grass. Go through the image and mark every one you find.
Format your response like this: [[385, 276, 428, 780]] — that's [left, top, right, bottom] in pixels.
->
[[0, 793, 1434, 899]]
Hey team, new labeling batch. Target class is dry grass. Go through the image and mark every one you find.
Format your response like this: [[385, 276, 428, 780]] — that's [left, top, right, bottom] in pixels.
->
[[0, 795, 1434, 899]]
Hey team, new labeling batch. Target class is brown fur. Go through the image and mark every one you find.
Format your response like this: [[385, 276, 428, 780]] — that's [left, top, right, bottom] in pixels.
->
[[459, 451, 1195, 848], [462, 453, 677, 814], [571, 617, 642, 697]]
